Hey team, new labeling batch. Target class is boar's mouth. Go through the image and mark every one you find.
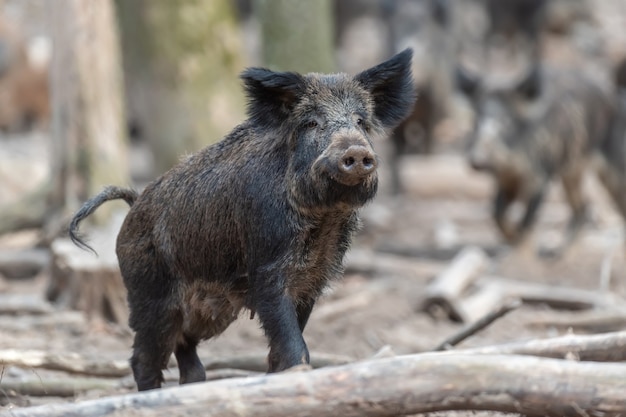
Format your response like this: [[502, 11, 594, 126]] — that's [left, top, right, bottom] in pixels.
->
[[325, 174, 379, 207]]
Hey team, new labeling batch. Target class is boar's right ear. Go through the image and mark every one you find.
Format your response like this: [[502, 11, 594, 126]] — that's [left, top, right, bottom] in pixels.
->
[[355, 48, 416, 130], [241, 68, 305, 127]]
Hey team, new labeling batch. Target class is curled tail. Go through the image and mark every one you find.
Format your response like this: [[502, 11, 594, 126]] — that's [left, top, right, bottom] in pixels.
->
[[69, 186, 139, 254]]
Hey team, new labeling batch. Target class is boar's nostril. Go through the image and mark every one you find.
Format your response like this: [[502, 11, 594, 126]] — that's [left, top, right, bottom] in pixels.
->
[[338, 145, 377, 179]]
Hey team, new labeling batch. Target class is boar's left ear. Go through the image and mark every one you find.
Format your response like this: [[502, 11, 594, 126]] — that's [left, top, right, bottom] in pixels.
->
[[241, 68, 305, 127], [355, 48, 416, 130]]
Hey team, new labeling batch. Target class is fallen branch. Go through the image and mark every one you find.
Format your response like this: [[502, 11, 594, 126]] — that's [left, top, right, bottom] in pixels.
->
[[0, 349, 130, 378], [0, 311, 86, 332], [118, 368, 262, 389], [200, 352, 353, 373], [485, 277, 623, 310], [0, 350, 352, 379], [528, 309, 626, 332], [0, 294, 54, 315], [455, 330, 626, 362], [0, 377, 119, 397], [3, 353, 625, 417], [420, 246, 489, 321], [0, 248, 49, 279], [433, 298, 522, 350]]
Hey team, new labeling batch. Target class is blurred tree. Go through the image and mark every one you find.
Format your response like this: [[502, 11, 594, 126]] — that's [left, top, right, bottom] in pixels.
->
[[0, 0, 128, 236], [115, 0, 247, 175], [255, 0, 335, 73]]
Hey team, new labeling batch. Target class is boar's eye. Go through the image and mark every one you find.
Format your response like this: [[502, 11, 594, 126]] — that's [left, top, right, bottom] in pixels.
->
[[306, 120, 318, 129], [356, 118, 370, 132]]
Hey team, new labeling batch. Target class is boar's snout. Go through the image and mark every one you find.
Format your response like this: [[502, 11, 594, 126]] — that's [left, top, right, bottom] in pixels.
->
[[314, 134, 379, 187], [338, 145, 378, 181]]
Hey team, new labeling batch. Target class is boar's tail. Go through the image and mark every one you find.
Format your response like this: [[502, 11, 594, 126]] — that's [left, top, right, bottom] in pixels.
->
[[69, 186, 138, 254]]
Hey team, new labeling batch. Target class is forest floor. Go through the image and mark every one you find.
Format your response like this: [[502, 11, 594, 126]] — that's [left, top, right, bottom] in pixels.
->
[[1, 134, 624, 416]]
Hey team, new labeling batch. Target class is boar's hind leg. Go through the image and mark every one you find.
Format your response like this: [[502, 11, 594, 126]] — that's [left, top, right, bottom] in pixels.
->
[[174, 335, 205, 384], [125, 266, 183, 391], [257, 289, 310, 373], [548, 169, 589, 257], [130, 317, 181, 391]]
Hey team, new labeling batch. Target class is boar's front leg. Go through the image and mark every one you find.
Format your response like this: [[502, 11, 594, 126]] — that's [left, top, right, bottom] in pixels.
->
[[493, 187, 518, 243], [515, 188, 546, 243], [255, 277, 310, 373]]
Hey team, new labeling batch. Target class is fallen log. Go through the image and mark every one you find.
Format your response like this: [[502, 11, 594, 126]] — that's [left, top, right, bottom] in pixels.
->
[[0, 349, 353, 378], [433, 298, 522, 350], [0, 294, 54, 315], [200, 352, 353, 373], [0, 349, 131, 378], [118, 368, 261, 390], [0, 377, 119, 397], [0, 311, 86, 332], [425, 272, 625, 324], [528, 309, 626, 332], [485, 277, 624, 310], [455, 329, 626, 362], [420, 246, 490, 321], [3, 353, 625, 417], [0, 248, 50, 279], [48, 236, 128, 324]]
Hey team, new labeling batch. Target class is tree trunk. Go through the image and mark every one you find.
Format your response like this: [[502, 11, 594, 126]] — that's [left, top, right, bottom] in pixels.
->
[[114, 0, 246, 175], [255, 0, 335, 73], [48, 0, 129, 222], [0, 0, 129, 236]]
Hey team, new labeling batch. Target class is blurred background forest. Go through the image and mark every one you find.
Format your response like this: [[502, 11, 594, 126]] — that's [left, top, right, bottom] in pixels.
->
[[1, 0, 626, 414], [0, 0, 625, 236]]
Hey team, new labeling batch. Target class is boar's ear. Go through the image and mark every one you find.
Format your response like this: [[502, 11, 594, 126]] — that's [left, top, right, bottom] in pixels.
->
[[240, 68, 305, 126], [455, 66, 481, 101], [355, 48, 416, 130], [516, 65, 542, 100]]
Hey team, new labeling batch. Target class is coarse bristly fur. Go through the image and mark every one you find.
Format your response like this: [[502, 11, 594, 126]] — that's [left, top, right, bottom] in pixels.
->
[[69, 49, 415, 391]]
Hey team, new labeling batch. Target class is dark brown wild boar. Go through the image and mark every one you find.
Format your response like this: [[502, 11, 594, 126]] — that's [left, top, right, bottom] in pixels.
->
[[69, 49, 415, 391], [457, 64, 615, 256]]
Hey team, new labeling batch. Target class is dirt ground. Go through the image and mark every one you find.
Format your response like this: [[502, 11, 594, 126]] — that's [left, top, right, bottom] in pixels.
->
[[1, 139, 625, 416]]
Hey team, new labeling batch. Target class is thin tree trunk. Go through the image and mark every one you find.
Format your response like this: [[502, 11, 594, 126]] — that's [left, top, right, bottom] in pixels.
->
[[115, 0, 246, 175], [48, 0, 129, 222], [0, 0, 129, 236], [255, 0, 335, 73]]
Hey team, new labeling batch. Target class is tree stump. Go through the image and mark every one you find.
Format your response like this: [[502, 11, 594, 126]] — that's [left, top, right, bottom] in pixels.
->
[[47, 213, 128, 325]]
